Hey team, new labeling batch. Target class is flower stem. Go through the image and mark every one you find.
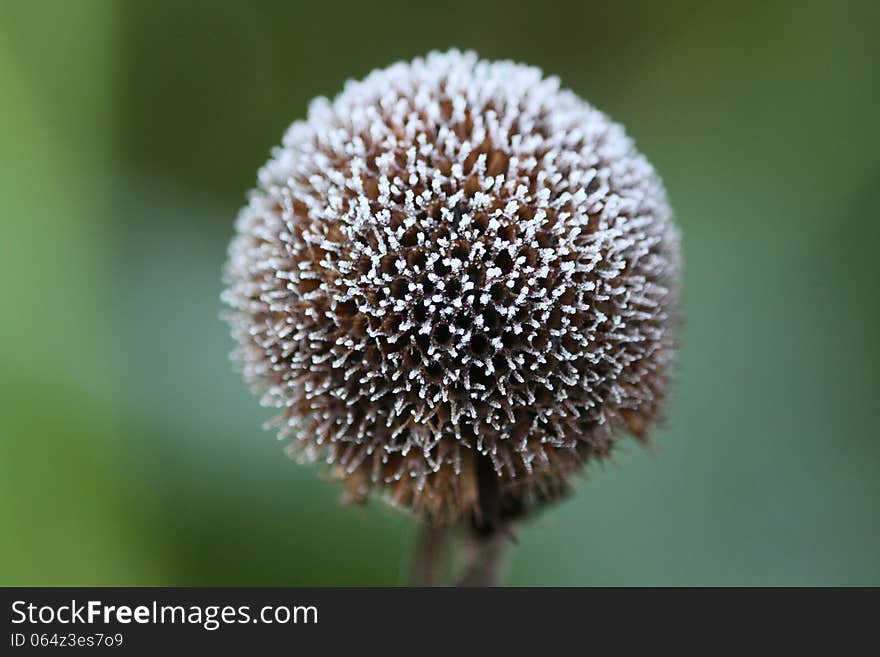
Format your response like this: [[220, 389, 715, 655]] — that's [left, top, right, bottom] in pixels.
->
[[409, 522, 448, 586], [455, 527, 508, 587]]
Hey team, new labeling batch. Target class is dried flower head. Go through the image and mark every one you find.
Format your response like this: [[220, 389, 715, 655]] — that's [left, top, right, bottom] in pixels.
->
[[223, 50, 681, 529]]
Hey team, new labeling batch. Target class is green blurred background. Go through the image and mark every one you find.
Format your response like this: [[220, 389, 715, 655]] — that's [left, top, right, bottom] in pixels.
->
[[2, 0, 878, 585]]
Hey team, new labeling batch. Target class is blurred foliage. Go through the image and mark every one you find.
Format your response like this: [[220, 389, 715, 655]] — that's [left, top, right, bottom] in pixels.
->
[[1, 0, 878, 585]]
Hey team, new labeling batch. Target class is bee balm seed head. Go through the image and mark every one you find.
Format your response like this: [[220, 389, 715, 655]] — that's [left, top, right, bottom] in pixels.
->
[[222, 50, 681, 527]]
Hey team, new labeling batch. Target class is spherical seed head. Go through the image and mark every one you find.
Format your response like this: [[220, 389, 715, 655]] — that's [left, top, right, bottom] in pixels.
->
[[223, 50, 681, 527]]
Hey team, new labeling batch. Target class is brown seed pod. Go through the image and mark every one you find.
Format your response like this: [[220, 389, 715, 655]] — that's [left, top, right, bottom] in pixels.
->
[[222, 50, 681, 529]]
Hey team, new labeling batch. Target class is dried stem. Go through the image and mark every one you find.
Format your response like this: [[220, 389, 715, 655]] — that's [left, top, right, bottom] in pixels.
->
[[409, 522, 448, 586], [410, 453, 519, 586], [455, 527, 509, 587], [453, 452, 515, 586]]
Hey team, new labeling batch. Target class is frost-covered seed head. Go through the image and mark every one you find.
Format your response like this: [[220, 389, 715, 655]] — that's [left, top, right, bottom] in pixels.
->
[[223, 50, 681, 527]]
